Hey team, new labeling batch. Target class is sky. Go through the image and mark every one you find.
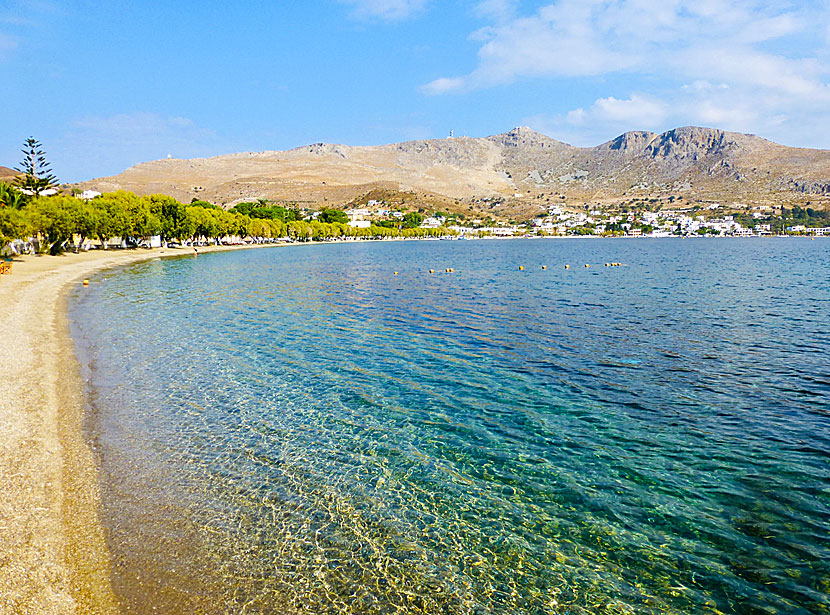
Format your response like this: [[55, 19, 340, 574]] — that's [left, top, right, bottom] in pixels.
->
[[1, 0, 829, 182]]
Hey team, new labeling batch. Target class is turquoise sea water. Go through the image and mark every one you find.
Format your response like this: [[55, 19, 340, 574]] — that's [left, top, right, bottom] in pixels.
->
[[70, 238, 830, 614]]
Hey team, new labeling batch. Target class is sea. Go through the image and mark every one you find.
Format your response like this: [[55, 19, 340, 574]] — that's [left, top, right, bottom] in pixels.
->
[[68, 238, 830, 615]]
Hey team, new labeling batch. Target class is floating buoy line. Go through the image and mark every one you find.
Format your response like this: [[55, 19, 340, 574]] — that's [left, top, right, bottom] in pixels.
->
[[400, 263, 626, 275]]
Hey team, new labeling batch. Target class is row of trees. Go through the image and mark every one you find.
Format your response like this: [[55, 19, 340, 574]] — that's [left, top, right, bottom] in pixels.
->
[[0, 187, 454, 255]]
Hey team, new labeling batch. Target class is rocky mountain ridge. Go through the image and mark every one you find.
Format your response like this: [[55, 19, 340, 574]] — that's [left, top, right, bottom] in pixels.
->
[[77, 126, 830, 216]]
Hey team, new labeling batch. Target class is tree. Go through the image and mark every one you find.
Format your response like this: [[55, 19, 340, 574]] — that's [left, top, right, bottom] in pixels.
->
[[317, 208, 348, 224], [0, 207, 28, 248], [190, 198, 220, 210], [73, 199, 99, 251], [402, 212, 423, 229], [0, 182, 27, 209], [27, 196, 81, 254], [148, 194, 193, 240], [14, 137, 58, 196], [93, 194, 132, 248]]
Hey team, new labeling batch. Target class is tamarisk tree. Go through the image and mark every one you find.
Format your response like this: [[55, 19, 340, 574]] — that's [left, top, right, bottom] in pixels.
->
[[14, 137, 58, 196]]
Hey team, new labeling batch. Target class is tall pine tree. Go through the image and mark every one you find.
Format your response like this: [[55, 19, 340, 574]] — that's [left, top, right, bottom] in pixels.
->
[[14, 137, 58, 196]]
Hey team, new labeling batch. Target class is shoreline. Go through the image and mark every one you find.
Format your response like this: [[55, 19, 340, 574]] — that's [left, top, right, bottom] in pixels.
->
[[0, 243, 280, 615], [1, 236, 823, 614]]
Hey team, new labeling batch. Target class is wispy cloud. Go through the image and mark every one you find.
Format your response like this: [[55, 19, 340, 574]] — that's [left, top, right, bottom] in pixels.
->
[[424, 1, 828, 94], [474, 0, 517, 22], [339, 0, 428, 21], [526, 79, 830, 150], [56, 112, 220, 182], [424, 1, 830, 147], [0, 0, 63, 60]]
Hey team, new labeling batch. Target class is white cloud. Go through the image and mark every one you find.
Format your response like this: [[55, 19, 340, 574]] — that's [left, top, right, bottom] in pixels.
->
[[423, 1, 829, 98], [586, 95, 668, 126], [425, 1, 830, 147], [474, 0, 517, 22], [527, 94, 670, 146], [421, 76, 466, 95], [526, 76, 830, 150], [56, 112, 220, 182], [422, 3, 638, 93], [339, 0, 428, 21]]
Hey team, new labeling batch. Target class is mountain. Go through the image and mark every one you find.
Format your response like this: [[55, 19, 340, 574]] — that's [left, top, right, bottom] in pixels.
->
[[0, 166, 20, 180], [76, 126, 830, 217]]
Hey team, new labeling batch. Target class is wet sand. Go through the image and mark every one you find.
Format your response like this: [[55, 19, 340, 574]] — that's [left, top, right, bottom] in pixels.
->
[[0, 245, 278, 615]]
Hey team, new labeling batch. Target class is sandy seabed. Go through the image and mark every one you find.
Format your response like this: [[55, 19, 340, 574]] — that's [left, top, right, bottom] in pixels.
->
[[0, 244, 279, 615]]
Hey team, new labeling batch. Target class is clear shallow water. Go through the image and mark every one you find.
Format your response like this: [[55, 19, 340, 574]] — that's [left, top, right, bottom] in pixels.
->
[[69, 239, 830, 615]]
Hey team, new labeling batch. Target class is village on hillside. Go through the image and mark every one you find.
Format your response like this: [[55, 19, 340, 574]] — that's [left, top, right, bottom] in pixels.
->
[[336, 197, 830, 238]]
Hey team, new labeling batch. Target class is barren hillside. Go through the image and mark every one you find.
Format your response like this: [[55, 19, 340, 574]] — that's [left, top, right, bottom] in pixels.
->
[[0, 166, 20, 180], [76, 126, 830, 216]]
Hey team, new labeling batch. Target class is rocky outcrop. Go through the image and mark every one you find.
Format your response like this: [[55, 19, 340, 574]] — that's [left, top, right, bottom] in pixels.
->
[[487, 126, 571, 151], [77, 126, 830, 209], [599, 131, 658, 153]]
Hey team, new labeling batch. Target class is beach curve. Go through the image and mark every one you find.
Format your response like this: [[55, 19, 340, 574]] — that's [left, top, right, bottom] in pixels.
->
[[0, 244, 280, 615]]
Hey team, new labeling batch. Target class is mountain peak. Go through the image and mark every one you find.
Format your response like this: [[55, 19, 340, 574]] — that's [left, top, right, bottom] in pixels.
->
[[488, 126, 570, 149], [646, 126, 748, 160], [599, 131, 659, 152], [79, 125, 830, 209]]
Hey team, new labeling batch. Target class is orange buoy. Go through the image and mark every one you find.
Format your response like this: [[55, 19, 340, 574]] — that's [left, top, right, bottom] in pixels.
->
[[82, 279, 89, 286], [585, 264, 590, 268], [519, 266, 524, 271], [394, 271, 398, 275], [541, 265, 547, 270], [429, 269, 434, 274], [564, 264, 569, 269]]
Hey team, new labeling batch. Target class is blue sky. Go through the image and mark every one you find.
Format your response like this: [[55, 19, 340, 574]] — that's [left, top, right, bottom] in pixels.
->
[[2, 0, 829, 182]]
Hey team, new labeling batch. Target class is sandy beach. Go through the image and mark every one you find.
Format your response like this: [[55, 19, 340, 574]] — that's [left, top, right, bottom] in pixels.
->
[[0, 244, 278, 615]]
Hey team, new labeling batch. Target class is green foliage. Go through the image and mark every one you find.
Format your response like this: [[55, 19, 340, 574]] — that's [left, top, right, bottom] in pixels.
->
[[27, 196, 84, 254], [568, 226, 595, 236], [14, 137, 58, 196], [372, 219, 399, 229], [149, 194, 193, 240], [93, 193, 132, 246], [0, 189, 461, 252], [0, 207, 28, 246], [229, 201, 259, 216], [317, 208, 348, 224], [0, 182, 28, 209], [230, 201, 303, 222], [402, 212, 423, 229], [190, 198, 220, 209]]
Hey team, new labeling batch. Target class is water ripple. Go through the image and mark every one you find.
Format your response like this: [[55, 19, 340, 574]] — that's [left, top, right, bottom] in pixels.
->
[[70, 239, 830, 615]]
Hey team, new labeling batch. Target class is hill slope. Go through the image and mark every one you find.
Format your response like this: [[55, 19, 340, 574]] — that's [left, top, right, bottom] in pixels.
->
[[77, 126, 830, 215], [0, 166, 20, 180]]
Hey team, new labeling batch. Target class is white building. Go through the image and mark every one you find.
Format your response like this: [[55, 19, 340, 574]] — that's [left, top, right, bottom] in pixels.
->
[[420, 216, 444, 229], [345, 208, 371, 223]]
